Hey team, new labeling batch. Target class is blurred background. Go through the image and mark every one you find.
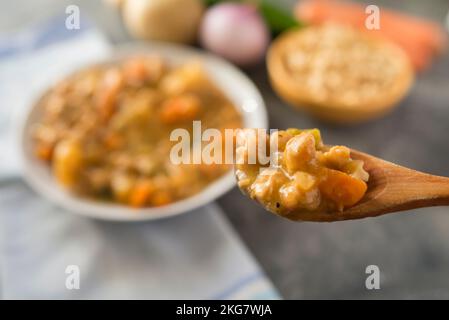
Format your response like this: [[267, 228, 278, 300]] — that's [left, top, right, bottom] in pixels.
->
[[0, 0, 449, 299]]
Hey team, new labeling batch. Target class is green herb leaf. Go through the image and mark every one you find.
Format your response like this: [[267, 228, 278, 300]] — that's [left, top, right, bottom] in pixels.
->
[[259, 0, 303, 34], [202, 0, 231, 6], [201, 0, 303, 34]]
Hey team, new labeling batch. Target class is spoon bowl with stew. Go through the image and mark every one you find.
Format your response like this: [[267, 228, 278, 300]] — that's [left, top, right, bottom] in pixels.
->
[[234, 129, 449, 222]]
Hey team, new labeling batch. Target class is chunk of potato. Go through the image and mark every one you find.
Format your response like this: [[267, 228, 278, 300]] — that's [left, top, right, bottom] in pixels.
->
[[111, 172, 135, 203], [286, 128, 322, 148], [53, 139, 83, 187], [250, 168, 288, 202], [284, 132, 316, 174], [319, 146, 351, 169], [279, 183, 320, 211], [279, 172, 320, 211]]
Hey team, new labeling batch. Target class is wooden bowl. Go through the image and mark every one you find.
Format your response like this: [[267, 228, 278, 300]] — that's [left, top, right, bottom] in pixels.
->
[[267, 25, 415, 124]]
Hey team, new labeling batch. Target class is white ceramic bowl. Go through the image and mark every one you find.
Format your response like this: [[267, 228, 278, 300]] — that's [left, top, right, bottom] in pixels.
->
[[19, 42, 267, 221]]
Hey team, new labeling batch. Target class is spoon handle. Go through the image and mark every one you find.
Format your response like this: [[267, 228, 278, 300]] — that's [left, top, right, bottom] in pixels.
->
[[415, 175, 449, 205], [387, 170, 449, 209]]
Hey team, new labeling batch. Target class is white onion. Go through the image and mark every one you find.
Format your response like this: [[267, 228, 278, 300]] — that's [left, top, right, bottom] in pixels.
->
[[200, 3, 270, 66], [123, 0, 204, 44]]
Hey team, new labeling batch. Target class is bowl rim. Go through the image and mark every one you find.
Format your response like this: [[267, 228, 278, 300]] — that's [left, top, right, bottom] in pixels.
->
[[18, 41, 268, 221]]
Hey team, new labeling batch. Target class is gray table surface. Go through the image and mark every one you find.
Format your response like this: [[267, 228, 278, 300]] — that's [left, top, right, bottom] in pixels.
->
[[1, 0, 448, 299]]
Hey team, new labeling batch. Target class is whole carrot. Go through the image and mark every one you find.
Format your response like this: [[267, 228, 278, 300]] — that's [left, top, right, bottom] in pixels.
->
[[295, 0, 447, 71]]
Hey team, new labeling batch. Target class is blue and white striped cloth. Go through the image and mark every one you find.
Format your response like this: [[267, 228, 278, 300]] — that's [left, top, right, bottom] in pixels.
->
[[0, 17, 280, 300]]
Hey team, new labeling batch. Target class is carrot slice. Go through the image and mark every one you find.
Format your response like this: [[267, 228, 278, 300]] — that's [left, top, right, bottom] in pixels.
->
[[129, 180, 155, 208], [35, 143, 54, 162], [319, 168, 367, 210], [295, 0, 447, 71], [160, 94, 200, 124], [150, 191, 172, 207]]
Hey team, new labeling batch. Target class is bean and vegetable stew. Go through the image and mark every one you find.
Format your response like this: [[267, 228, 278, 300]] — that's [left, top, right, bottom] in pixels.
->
[[32, 56, 242, 208], [235, 128, 369, 218]]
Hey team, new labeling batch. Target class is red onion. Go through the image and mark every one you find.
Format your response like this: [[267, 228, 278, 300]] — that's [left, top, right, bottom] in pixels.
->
[[200, 3, 270, 66]]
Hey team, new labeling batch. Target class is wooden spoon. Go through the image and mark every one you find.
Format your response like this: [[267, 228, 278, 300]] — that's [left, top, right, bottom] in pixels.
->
[[237, 149, 449, 222]]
